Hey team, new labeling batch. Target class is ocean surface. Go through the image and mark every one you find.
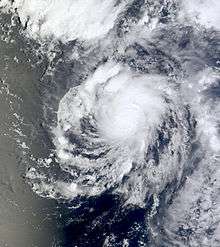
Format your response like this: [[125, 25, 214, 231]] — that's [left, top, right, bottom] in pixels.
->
[[0, 1, 219, 247]]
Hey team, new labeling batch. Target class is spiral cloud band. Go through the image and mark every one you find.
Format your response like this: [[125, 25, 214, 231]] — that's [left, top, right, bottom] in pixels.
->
[[54, 62, 191, 205], [2, 0, 220, 245]]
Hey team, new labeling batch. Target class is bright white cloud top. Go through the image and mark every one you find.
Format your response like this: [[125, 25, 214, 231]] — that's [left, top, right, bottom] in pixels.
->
[[180, 0, 220, 30], [6, 0, 126, 42]]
